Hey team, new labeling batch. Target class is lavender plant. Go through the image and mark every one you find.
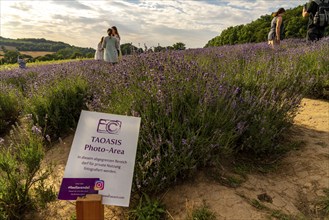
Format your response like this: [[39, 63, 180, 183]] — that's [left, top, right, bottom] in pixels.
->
[[0, 120, 55, 220], [0, 37, 328, 201], [24, 76, 89, 141], [0, 83, 23, 134]]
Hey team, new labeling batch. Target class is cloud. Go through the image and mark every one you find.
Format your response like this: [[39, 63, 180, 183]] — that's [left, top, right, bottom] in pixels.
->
[[1, 0, 306, 49], [51, 0, 92, 10], [10, 2, 31, 11]]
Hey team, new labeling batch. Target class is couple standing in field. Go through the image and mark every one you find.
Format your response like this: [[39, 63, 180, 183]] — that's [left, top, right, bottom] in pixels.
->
[[94, 26, 121, 64]]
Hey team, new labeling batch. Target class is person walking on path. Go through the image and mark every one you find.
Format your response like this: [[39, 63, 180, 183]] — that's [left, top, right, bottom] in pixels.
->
[[94, 36, 104, 61], [102, 28, 119, 65], [302, 0, 329, 41], [268, 8, 286, 49]]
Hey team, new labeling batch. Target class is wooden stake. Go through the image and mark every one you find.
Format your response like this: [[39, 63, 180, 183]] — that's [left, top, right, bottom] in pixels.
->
[[76, 194, 104, 220]]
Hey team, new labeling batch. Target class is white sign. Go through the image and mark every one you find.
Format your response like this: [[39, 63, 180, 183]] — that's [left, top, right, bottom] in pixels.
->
[[58, 110, 141, 207]]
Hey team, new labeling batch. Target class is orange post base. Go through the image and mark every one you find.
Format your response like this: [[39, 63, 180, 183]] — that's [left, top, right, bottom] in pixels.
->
[[76, 194, 104, 220]]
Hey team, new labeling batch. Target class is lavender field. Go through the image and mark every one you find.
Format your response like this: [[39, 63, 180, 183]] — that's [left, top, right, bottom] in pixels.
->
[[0, 38, 328, 219]]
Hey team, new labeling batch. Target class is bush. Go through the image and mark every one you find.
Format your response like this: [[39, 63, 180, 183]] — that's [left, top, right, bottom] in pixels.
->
[[25, 76, 89, 140], [0, 120, 55, 219], [187, 204, 216, 220], [101, 49, 305, 194], [316, 188, 329, 217], [129, 193, 166, 220], [0, 83, 22, 134]]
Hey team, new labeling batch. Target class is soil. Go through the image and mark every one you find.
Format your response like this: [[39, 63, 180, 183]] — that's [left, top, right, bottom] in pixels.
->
[[33, 98, 329, 220]]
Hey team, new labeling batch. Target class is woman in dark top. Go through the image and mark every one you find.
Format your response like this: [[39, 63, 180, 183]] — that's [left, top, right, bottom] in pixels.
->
[[268, 8, 286, 49]]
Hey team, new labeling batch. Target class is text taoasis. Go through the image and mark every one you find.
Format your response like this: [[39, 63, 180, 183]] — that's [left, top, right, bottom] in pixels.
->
[[91, 136, 122, 146]]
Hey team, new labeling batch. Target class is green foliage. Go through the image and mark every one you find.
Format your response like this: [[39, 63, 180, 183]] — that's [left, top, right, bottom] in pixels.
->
[[173, 42, 186, 50], [0, 122, 55, 220], [0, 84, 22, 134], [0, 37, 70, 52], [129, 193, 166, 220], [117, 43, 140, 56], [192, 46, 307, 154], [0, 49, 21, 64], [25, 77, 89, 140], [186, 204, 216, 220], [154, 45, 166, 52], [316, 188, 329, 216], [0, 37, 95, 63], [32, 47, 95, 62], [34, 179, 57, 208], [295, 44, 329, 99], [123, 65, 237, 193]]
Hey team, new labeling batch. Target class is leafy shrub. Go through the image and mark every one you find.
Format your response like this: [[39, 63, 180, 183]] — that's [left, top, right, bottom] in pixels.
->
[[316, 188, 329, 217], [129, 193, 166, 220], [99, 54, 239, 194], [0, 120, 55, 219], [0, 83, 22, 134], [187, 204, 216, 220], [25, 76, 89, 140]]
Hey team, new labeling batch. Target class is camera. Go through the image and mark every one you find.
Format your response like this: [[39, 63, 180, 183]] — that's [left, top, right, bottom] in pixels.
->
[[97, 119, 122, 134]]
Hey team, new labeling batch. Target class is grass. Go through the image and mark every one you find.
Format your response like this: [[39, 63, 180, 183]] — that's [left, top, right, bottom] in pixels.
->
[[316, 188, 329, 217], [0, 58, 91, 71], [237, 192, 304, 220], [185, 201, 216, 220]]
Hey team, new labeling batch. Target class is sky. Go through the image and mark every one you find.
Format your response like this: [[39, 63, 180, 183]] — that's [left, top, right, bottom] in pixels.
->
[[0, 0, 306, 49]]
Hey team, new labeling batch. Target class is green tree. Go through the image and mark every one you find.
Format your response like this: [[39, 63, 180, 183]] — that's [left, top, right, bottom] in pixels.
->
[[154, 45, 166, 52], [172, 42, 186, 50], [2, 49, 21, 64], [121, 43, 138, 55]]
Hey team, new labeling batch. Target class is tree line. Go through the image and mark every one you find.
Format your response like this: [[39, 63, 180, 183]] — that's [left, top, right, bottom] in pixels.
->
[[0, 46, 96, 64], [0, 37, 186, 64], [0, 37, 96, 64], [0, 37, 72, 51], [205, 5, 329, 47]]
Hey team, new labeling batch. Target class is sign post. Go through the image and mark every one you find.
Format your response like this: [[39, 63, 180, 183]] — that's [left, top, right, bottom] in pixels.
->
[[58, 110, 141, 218], [76, 194, 104, 220]]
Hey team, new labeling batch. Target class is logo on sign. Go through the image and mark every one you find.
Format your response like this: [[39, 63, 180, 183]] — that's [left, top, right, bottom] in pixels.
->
[[94, 180, 105, 190], [97, 119, 122, 134]]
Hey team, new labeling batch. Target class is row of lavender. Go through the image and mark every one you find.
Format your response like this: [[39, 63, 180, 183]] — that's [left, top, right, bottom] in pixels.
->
[[0, 38, 328, 196]]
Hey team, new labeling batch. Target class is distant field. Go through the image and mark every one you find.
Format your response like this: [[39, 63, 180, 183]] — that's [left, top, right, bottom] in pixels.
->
[[20, 51, 54, 57], [0, 45, 16, 50], [0, 50, 54, 58]]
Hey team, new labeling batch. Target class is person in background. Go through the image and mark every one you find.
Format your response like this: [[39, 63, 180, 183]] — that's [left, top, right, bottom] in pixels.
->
[[102, 28, 119, 65], [94, 36, 104, 61], [268, 8, 286, 49], [111, 26, 122, 59], [302, 0, 327, 41], [17, 56, 26, 68]]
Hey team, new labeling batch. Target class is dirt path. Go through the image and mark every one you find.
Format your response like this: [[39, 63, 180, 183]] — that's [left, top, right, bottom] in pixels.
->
[[37, 98, 329, 219], [163, 98, 329, 219]]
